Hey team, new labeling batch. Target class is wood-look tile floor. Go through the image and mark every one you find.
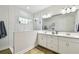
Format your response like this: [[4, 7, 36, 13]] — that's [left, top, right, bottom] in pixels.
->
[[0, 48, 12, 54], [25, 46, 56, 54], [0, 46, 57, 54]]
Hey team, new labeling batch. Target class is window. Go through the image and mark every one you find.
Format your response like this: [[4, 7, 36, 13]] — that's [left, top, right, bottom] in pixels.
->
[[18, 17, 32, 24]]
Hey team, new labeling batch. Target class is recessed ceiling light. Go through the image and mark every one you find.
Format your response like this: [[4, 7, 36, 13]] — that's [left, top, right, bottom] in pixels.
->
[[26, 6, 30, 9]]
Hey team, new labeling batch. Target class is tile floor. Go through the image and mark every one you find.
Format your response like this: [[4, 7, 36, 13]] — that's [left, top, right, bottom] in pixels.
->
[[0, 46, 57, 54], [25, 46, 57, 54], [0, 48, 12, 54]]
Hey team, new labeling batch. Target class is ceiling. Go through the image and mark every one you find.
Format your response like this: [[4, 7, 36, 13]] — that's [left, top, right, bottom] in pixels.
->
[[16, 5, 51, 14], [16, 5, 79, 15]]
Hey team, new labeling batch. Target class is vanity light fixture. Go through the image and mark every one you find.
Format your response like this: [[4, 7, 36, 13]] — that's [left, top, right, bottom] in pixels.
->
[[61, 9, 66, 14], [42, 15, 47, 18], [42, 14, 52, 18], [47, 14, 52, 18], [66, 8, 71, 13], [61, 6, 77, 14], [71, 6, 77, 12]]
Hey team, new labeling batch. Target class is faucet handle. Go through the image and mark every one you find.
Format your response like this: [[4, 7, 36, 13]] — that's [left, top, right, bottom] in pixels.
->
[[55, 31, 58, 34]]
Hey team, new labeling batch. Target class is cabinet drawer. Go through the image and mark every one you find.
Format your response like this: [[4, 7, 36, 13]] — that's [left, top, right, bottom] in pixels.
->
[[58, 37, 79, 43], [67, 38, 79, 43]]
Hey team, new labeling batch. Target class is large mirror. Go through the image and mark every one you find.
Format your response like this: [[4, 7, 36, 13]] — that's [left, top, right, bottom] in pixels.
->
[[33, 5, 79, 32], [42, 12, 76, 32]]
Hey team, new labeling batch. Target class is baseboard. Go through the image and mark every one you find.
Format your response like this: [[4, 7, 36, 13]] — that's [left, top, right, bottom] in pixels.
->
[[15, 46, 35, 54]]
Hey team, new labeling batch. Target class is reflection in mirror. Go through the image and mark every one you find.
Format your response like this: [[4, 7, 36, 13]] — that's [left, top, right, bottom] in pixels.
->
[[42, 12, 76, 32], [18, 17, 32, 24]]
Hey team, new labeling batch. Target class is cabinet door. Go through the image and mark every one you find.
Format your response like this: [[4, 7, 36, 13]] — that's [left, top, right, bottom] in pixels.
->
[[67, 42, 79, 54], [38, 34, 46, 47], [47, 35, 58, 52], [59, 37, 79, 54], [58, 37, 69, 54]]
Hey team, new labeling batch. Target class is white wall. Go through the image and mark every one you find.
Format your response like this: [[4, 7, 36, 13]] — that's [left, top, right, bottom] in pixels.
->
[[0, 6, 9, 50], [8, 6, 34, 53], [14, 7, 33, 32], [9, 6, 16, 53], [14, 31, 37, 53], [0, 5, 35, 53]]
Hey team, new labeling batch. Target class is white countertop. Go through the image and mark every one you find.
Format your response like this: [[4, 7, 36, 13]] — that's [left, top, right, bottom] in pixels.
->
[[36, 30, 79, 39]]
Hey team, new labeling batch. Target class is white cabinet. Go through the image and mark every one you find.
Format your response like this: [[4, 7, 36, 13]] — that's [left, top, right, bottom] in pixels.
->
[[67, 42, 79, 54], [38, 34, 58, 52], [46, 35, 58, 52], [67, 38, 79, 54], [58, 37, 79, 54], [38, 34, 46, 47], [38, 33, 79, 54], [58, 37, 69, 53]]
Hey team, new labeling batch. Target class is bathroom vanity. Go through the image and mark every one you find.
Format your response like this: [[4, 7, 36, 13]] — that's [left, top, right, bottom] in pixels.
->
[[37, 31, 79, 54]]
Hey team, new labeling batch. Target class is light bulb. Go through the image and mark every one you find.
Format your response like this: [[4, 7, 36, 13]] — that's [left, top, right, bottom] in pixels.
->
[[42, 15, 47, 18], [47, 14, 52, 18], [61, 9, 66, 14], [66, 8, 71, 13], [71, 6, 77, 12]]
